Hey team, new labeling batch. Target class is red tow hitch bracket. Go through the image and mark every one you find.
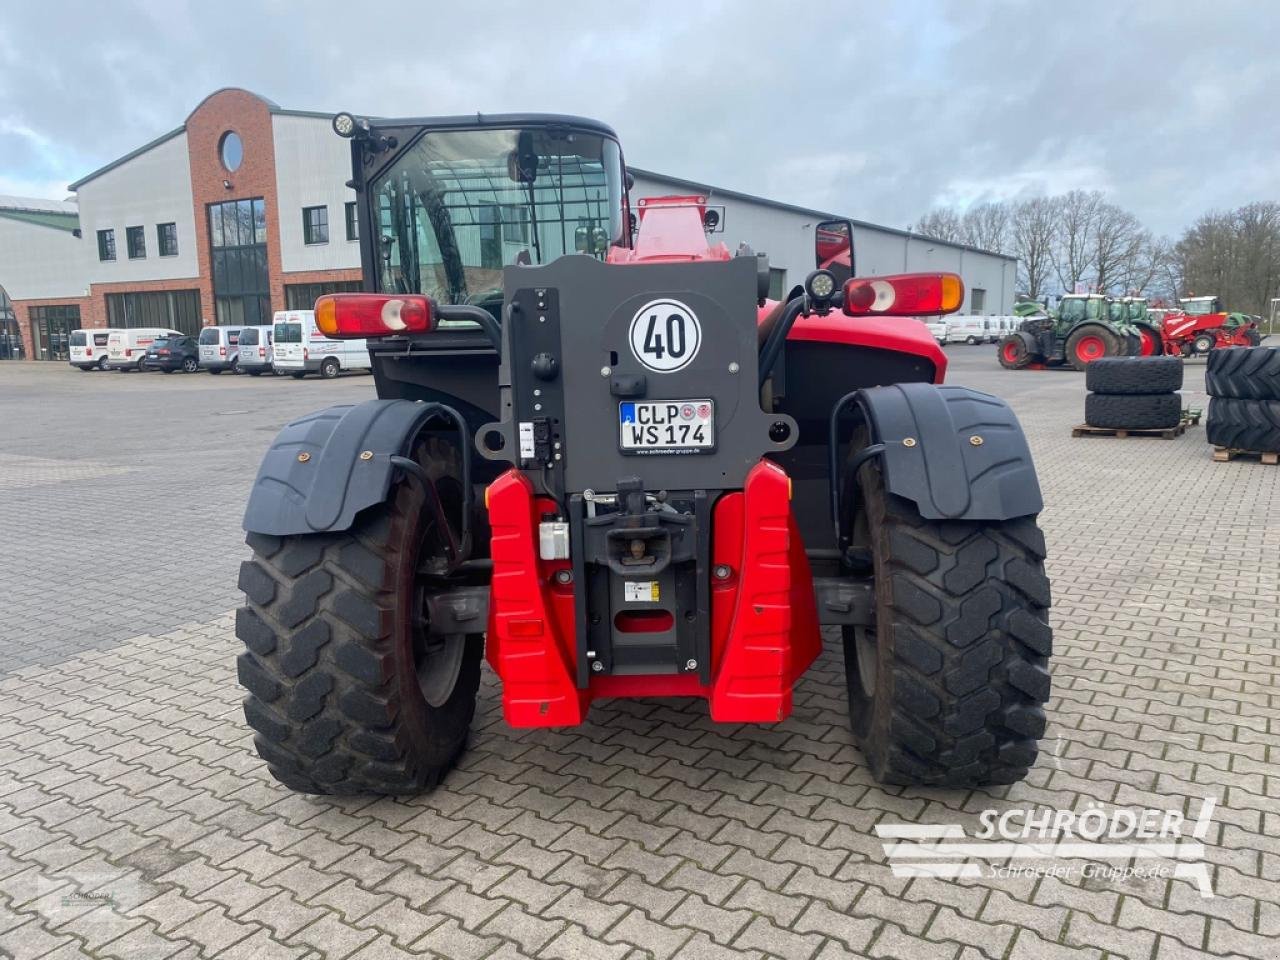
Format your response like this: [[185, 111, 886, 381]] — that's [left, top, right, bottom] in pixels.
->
[[484, 460, 821, 727]]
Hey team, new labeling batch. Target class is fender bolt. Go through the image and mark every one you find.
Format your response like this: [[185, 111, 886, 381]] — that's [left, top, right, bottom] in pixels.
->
[[554, 569, 573, 584], [591, 660, 604, 672], [685, 659, 698, 671], [728, 361, 740, 374], [969, 435, 984, 446], [359, 450, 374, 460], [902, 437, 917, 448], [713, 564, 732, 580], [297, 452, 311, 462], [600, 366, 611, 377]]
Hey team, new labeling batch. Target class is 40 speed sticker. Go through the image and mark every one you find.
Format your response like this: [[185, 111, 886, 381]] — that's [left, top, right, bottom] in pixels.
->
[[629, 299, 701, 373]]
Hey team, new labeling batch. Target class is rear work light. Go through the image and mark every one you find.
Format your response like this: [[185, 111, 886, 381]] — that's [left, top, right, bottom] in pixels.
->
[[842, 272, 964, 317], [314, 294, 433, 338]]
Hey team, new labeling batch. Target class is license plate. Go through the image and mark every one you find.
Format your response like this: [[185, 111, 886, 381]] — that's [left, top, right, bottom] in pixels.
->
[[619, 399, 714, 454]]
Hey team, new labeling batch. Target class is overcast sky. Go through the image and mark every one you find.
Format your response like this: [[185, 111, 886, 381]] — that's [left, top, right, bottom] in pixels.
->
[[1, 1, 1276, 237]]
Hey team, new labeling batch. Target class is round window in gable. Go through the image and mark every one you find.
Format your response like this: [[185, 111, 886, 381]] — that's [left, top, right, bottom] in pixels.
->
[[219, 131, 243, 172]]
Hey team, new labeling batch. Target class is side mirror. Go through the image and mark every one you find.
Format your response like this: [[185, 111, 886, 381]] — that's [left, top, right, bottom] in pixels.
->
[[814, 219, 853, 285]]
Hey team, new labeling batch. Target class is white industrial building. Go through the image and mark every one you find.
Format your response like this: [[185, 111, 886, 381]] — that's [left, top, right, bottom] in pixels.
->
[[0, 88, 1015, 362]]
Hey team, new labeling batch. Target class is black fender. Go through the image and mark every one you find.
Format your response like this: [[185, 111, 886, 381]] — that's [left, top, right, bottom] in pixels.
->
[[243, 399, 460, 536], [855, 383, 1043, 521], [1012, 329, 1040, 355]]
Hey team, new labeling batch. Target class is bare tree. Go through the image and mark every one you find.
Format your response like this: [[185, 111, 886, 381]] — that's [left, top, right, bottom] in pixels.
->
[[1092, 202, 1145, 293], [1117, 233, 1173, 297], [961, 202, 1011, 254], [914, 208, 966, 244], [1052, 189, 1102, 292], [1010, 196, 1057, 299]]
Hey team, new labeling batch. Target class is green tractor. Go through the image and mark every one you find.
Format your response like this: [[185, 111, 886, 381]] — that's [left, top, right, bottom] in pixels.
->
[[1112, 296, 1165, 356], [999, 293, 1137, 371]]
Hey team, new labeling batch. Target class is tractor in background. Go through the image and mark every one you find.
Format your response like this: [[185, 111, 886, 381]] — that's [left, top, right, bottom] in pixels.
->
[[998, 292, 1137, 370], [1159, 296, 1261, 355]]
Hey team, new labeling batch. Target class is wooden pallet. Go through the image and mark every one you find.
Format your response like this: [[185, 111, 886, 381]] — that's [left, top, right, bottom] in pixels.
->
[[1212, 447, 1279, 464], [1072, 422, 1186, 439]]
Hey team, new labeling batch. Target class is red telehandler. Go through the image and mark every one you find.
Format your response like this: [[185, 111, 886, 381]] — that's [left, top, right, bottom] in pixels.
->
[[236, 112, 1052, 795]]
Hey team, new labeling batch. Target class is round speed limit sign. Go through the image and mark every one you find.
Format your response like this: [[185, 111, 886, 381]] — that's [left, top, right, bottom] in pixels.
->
[[629, 299, 702, 373]]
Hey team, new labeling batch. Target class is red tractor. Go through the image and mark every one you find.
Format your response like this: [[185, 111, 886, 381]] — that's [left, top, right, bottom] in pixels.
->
[[237, 112, 1051, 795], [1154, 296, 1261, 355]]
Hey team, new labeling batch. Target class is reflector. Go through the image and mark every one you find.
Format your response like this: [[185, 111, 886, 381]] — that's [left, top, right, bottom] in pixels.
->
[[842, 273, 964, 317], [315, 294, 433, 338]]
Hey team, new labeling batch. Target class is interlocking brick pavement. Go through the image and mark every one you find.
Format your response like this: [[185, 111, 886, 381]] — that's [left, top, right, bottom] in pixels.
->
[[1, 348, 1278, 959]]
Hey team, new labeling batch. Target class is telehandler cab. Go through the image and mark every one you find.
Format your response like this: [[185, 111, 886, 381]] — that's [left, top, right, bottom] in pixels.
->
[[237, 112, 1052, 795]]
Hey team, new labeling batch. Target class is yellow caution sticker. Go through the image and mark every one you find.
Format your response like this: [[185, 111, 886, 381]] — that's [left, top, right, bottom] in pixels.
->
[[624, 581, 660, 603]]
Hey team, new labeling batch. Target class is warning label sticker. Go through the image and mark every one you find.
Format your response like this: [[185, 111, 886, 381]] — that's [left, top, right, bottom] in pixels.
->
[[623, 581, 660, 603]]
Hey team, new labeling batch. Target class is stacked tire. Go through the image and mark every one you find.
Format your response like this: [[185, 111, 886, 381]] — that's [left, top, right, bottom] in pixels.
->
[[1205, 347, 1280, 453], [1083, 357, 1183, 429]]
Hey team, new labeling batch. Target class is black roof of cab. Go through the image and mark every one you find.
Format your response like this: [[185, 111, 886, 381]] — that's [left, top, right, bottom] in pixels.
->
[[357, 113, 619, 140]]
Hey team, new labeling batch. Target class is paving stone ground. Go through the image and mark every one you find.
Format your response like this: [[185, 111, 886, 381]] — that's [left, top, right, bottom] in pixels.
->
[[1, 349, 1277, 960]]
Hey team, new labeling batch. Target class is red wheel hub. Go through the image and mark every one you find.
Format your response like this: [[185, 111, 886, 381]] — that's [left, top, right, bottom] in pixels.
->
[[1003, 342, 1020, 363], [1138, 330, 1157, 356], [1075, 335, 1105, 362]]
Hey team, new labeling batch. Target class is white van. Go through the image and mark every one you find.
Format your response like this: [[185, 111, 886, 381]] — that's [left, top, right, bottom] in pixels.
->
[[106, 328, 181, 371], [237, 325, 275, 376], [925, 319, 949, 344], [945, 316, 988, 345], [198, 325, 245, 374], [69, 329, 114, 371], [271, 310, 371, 379]]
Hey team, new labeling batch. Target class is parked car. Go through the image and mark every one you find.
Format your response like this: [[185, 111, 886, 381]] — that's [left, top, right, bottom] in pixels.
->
[[236, 325, 275, 376], [68, 329, 113, 370], [945, 316, 988, 344], [106, 328, 182, 371], [271, 310, 371, 379], [143, 334, 201, 373], [198, 325, 244, 373]]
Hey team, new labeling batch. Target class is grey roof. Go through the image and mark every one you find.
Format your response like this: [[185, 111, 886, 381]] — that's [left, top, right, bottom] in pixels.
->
[[0, 195, 78, 214], [629, 167, 1017, 263]]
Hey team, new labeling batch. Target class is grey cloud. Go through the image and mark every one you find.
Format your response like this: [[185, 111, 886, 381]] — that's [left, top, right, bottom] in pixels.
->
[[0, 0, 1275, 234]]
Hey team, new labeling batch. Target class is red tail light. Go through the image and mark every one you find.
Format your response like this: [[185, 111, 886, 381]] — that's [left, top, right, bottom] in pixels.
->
[[315, 294, 433, 338], [219, 346, 226, 356], [159, 349, 170, 356], [125, 349, 132, 357], [843, 273, 964, 317], [258, 347, 265, 356]]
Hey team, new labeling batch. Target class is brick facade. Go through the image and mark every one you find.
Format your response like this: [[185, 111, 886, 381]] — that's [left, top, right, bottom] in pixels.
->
[[184, 89, 286, 325], [7, 88, 363, 361], [12, 294, 92, 361]]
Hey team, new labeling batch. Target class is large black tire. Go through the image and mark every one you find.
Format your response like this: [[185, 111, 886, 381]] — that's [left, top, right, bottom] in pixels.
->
[[320, 357, 341, 380], [842, 452, 1052, 786], [1125, 332, 1142, 356], [236, 437, 481, 795], [1206, 398, 1280, 452], [997, 335, 1032, 370], [1204, 346, 1280, 400], [1085, 356, 1183, 394], [1084, 392, 1181, 429], [1065, 325, 1121, 371]]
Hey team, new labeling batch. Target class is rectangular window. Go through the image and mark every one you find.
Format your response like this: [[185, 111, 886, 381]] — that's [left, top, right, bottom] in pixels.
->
[[157, 222, 178, 257], [284, 280, 362, 311], [105, 290, 202, 336], [97, 229, 116, 261], [303, 206, 329, 245], [768, 267, 787, 302], [126, 226, 146, 259], [344, 202, 358, 241], [971, 288, 986, 314]]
